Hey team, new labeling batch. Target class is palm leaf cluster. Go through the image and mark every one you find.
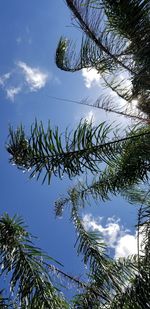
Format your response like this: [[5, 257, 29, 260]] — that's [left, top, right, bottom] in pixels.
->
[[6, 104, 150, 308], [55, 185, 150, 308], [7, 120, 150, 185], [6, 120, 119, 183], [55, 124, 150, 216], [56, 0, 150, 117], [56, 0, 131, 73], [7, 120, 116, 183], [70, 202, 138, 308], [0, 213, 69, 309], [103, 0, 150, 110]]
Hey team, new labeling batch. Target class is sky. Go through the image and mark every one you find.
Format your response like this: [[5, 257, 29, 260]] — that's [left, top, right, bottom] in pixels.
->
[[0, 0, 140, 299]]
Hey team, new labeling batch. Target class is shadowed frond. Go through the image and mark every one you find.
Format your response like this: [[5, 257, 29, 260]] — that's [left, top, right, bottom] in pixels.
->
[[102, 0, 150, 116], [49, 95, 148, 123], [56, 0, 133, 74], [56, 0, 150, 116], [0, 291, 11, 308], [0, 213, 69, 309]]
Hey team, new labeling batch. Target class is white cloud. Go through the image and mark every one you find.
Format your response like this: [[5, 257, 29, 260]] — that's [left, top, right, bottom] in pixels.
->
[[82, 213, 143, 258], [17, 61, 48, 91], [81, 68, 101, 88], [114, 234, 137, 259], [6, 86, 22, 101], [84, 110, 95, 123], [0, 62, 58, 102], [82, 214, 122, 248], [0, 72, 11, 86]]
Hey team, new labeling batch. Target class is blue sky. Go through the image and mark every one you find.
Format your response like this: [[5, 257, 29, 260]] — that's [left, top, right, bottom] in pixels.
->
[[1, 0, 139, 298]]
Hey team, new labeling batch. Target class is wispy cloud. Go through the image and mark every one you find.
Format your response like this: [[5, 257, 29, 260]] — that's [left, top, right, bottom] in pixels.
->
[[17, 61, 48, 91], [6, 86, 22, 102], [82, 213, 143, 258], [0, 72, 12, 86], [81, 68, 101, 88], [0, 61, 53, 101], [16, 37, 22, 45], [84, 110, 95, 123]]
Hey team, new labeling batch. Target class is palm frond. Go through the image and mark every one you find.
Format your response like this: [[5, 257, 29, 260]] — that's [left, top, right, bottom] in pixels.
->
[[0, 213, 69, 308], [71, 204, 106, 272], [55, 125, 150, 217], [6, 120, 123, 184], [70, 187, 149, 309], [7, 121, 150, 185], [56, 0, 150, 117], [93, 95, 147, 123], [56, 35, 114, 73], [103, 0, 150, 116], [56, 0, 133, 74], [70, 203, 138, 306], [103, 0, 150, 41], [49, 95, 148, 123]]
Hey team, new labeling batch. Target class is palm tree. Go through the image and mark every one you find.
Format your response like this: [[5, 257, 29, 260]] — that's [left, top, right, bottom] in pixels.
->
[[54, 3, 150, 305], [5, 120, 150, 308], [4, 1, 150, 307]]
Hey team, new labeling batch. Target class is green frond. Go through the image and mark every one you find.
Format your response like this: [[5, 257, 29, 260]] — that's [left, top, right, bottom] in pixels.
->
[[0, 213, 69, 308], [56, 37, 82, 72], [7, 120, 150, 185], [56, 35, 114, 73], [55, 125, 150, 216], [72, 256, 139, 308], [48, 263, 87, 291], [70, 204, 139, 306], [7, 120, 126, 184], [104, 0, 149, 40], [104, 262, 150, 309], [71, 204, 106, 272], [101, 73, 133, 101], [49, 95, 148, 123]]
